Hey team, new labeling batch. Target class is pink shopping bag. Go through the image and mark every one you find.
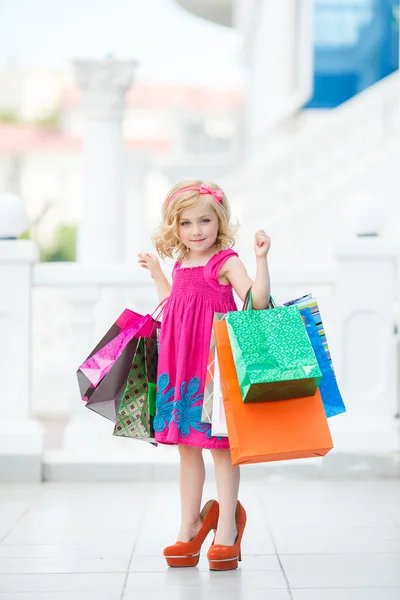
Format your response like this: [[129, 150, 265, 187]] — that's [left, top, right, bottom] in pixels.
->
[[77, 300, 166, 405]]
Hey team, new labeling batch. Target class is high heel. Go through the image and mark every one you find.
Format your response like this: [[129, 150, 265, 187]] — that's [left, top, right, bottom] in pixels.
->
[[163, 499, 219, 567], [207, 501, 246, 571]]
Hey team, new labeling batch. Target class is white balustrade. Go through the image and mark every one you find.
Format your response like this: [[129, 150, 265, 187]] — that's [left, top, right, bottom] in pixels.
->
[[32, 262, 184, 480]]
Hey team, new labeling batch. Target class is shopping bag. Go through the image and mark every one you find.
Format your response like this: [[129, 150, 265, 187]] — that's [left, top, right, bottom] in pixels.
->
[[113, 337, 158, 442], [283, 293, 335, 373], [214, 320, 333, 466], [77, 306, 162, 394], [226, 290, 322, 403], [302, 308, 346, 418], [80, 300, 165, 421], [202, 312, 226, 423], [84, 337, 139, 421], [211, 345, 228, 437]]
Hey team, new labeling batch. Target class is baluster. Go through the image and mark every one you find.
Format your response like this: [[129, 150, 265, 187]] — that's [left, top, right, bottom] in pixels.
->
[[62, 285, 114, 453]]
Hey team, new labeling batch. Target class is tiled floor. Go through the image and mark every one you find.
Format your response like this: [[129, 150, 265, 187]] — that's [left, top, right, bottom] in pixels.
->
[[0, 479, 399, 599]]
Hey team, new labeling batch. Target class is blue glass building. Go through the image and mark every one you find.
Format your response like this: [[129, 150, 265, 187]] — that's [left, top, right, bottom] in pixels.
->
[[307, 0, 399, 108]]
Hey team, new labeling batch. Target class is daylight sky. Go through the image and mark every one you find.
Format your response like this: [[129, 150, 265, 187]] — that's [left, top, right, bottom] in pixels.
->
[[0, 0, 244, 87]]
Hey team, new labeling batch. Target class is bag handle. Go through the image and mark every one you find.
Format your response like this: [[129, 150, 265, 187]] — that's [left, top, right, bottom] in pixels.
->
[[151, 296, 168, 321], [242, 287, 276, 311], [145, 296, 169, 338]]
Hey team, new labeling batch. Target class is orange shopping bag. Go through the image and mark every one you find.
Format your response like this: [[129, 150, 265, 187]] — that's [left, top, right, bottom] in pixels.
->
[[214, 321, 334, 466]]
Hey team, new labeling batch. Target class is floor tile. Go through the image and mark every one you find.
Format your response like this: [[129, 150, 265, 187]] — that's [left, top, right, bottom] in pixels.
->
[[0, 503, 29, 541], [123, 589, 291, 600], [2, 529, 137, 545], [0, 573, 126, 594], [266, 506, 398, 528], [272, 527, 400, 554], [285, 568, 400, 588], [0, 554, 131, 574], [0, 594, 119, 600], [280, 553, 400, 571], [291, 589, 400, 600], [0, 542, 133, 559], [124, 569, 288, 591]]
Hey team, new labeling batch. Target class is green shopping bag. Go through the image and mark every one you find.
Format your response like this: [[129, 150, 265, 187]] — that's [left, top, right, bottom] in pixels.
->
[[113, 336, 158, 442], [226, 289, 322, 403]]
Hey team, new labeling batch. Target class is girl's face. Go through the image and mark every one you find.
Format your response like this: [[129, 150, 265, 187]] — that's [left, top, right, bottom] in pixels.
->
[[178, 201, 219, 253]]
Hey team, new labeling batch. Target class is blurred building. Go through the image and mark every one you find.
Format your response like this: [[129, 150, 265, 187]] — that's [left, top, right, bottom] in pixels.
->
[[0, 65, 244, 248], [176, 0, 400, 269]]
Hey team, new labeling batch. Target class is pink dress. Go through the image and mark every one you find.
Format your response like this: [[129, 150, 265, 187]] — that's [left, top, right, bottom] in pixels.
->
[[154, 248, 238, 449]]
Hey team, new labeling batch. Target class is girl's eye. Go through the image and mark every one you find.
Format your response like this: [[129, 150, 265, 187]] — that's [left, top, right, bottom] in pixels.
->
[[181, 221, 190, 226], [201, 219, 210, 224]]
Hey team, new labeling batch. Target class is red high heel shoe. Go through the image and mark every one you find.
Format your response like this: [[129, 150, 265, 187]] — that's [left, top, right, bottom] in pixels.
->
[[163, 499, 219, 567], [207, 501, 246, 571]]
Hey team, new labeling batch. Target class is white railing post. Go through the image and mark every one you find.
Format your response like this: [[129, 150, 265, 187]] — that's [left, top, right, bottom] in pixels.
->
[[331, 238, 400, 462], [0, 240, 43, 481]]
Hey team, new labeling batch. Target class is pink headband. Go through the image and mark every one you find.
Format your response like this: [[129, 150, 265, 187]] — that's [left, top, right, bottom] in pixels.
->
[[168, 184, 224, 206]]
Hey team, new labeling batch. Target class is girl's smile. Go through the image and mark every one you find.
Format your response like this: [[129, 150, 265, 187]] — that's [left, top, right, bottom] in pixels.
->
[[179, 202, 219, 252]]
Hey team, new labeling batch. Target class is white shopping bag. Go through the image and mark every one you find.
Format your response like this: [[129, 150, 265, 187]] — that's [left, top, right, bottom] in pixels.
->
[[211, 346, 228, 437]]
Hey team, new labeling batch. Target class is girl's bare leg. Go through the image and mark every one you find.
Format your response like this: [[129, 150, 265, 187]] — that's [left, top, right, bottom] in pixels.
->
[[210, 448, 240, 545], [177, 444, 205, 542]]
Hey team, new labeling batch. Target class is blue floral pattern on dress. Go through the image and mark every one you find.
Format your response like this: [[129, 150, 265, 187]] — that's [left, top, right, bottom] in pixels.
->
[[154, 373, 175, 432], [205, 425, 223, 441], [173, 377, 208, 437]]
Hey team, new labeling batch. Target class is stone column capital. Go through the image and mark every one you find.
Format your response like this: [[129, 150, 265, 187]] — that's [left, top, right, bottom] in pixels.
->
[[73, 58, 137, 120]]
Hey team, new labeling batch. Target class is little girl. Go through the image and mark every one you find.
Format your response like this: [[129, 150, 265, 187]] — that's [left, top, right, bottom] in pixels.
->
[[138, 179, 271, 571]]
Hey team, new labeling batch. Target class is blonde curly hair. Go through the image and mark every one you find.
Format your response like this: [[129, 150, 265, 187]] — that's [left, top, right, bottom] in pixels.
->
[[152, 179, 239, 261]]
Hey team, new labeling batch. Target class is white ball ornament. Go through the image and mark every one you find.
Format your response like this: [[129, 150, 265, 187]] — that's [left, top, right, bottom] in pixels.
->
[[0, 193, 29, 239], [343, 192, 384, 237]]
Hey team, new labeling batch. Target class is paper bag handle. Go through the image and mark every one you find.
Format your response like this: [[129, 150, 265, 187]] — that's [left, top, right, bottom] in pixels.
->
[[243, 288, 276, 311]]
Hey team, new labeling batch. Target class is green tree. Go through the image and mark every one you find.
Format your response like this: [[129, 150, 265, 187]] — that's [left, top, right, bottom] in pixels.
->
[[40, 224, 77, 262], [19, 223, 77, 262], [0, 110, 20, 123], [32, 109, 59, 129]]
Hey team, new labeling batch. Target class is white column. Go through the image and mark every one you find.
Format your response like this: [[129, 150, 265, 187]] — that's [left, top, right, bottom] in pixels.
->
[[331, 239, 400, 456], [0, 240, 43, 481], [238, 0, 313, 155], [73, 58, 136, 264]]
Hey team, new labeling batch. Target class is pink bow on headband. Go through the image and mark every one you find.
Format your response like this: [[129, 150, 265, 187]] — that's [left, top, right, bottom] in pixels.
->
[[168, 185, 224, 206]]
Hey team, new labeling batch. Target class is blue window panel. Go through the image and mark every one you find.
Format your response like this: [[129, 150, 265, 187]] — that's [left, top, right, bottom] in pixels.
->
[[306, 0, 399, 109]]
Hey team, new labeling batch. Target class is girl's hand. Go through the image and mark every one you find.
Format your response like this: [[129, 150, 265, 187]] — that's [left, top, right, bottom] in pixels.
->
[[254, 229, 271, 259], [138, 253, 162, 279]]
